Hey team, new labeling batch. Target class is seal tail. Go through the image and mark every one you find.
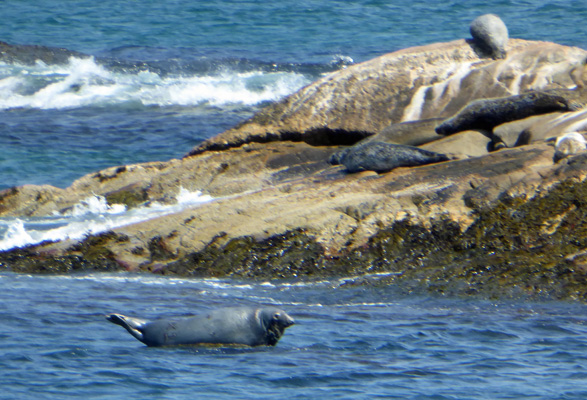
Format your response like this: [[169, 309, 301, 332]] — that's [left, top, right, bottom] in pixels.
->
[[106, 313, 147, 343]]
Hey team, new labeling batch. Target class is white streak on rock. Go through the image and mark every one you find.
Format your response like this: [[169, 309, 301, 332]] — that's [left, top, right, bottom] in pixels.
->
[[401, 62, 475, 122]]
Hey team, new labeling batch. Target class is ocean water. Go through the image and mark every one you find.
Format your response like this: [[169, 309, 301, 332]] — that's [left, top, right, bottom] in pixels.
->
[[0, 272, 586, 400], [1, 2, 587, 398]]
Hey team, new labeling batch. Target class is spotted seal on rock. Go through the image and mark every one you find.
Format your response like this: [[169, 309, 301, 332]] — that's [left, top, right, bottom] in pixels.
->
[[553, 132, 587, 162], [106, 306, 295, 347], [470, 14, 509, 59], [435, 91, 573, 136], [330, 141, 450, 173]]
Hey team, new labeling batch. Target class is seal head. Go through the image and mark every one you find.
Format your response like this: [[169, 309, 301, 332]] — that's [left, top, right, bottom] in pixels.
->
[[257, 308, 295, 346]]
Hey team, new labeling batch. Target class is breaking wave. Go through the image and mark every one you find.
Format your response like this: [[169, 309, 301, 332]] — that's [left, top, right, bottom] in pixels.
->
[[0, 187, 213, 251], [0, 56, 313, 110]]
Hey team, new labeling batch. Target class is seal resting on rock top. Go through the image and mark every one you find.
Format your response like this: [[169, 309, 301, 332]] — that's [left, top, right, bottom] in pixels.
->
[[469, 14, 509, 59], [435, 91, 573, 136], [330, 141, 450, 173], [106, 306, 295, 347]]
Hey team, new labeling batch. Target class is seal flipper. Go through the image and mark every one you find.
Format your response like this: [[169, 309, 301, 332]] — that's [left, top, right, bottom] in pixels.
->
[[106, 313, 148, 343]]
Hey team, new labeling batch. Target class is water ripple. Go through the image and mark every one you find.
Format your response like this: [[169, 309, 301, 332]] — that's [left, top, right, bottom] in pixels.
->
[[1, 272, 586, 399]]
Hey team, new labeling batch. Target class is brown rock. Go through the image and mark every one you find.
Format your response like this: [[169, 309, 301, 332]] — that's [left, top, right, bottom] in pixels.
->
[[368, 118, 444, 146], [187, 39, 586, 156], [420, 130, 492, 158], [493, 108, 587, 148], [2, 39, 587, 300]]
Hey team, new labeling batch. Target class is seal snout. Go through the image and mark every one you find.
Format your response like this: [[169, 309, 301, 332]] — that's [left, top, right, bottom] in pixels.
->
[[283, 313, 295, 327], [273, 310, 295, 327]]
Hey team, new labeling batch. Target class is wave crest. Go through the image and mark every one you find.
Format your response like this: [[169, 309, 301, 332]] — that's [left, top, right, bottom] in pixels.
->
[[0, 56, 312, 110], [0, 188, 213, 251]]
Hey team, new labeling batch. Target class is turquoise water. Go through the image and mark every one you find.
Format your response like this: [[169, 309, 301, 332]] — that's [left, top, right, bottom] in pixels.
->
[[1, 272, 586, 400], [0, 0, 586, 189]]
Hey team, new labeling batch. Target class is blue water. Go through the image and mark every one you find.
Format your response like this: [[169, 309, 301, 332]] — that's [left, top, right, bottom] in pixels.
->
[[0, 272, 586, 400], [1, 0, 586, 190]]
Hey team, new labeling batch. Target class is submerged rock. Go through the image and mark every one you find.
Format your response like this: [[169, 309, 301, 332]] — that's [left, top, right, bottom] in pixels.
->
[[0, 41, 89, 65]]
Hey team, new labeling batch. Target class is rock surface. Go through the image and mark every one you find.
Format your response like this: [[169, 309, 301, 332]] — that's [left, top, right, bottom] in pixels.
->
[[186, 39, 586, 155], [1, 39, 587, 301]]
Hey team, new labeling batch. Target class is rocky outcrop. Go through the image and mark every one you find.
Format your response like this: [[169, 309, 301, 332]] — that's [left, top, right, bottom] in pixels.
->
[[0, 41, 89, 65], [186, 39, 586, 155], [1, 39, 587, 301]]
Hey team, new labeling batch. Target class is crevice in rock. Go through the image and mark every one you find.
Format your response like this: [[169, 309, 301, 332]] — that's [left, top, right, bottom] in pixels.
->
[[185, 127, 373, 157]]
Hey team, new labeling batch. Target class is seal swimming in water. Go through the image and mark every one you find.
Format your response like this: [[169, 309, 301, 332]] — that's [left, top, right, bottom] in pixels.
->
[[469, 14, 509, 59], [106, 306, 295, 347], [330, 141, 450, 173], [435, 91, 573, 136]]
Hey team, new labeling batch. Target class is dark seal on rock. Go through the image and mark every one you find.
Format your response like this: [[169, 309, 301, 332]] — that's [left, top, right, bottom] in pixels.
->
[[331, 141, 450, 173], [470, 14, 509, 59], [106, 306, 295, 347], [329, 147, 352, 165], [435, 91, 572, 136]]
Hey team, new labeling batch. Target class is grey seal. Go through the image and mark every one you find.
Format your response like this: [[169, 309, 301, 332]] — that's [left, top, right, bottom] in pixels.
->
[[435, 91, 573, 136], [106, 306, 295, 347], [330, 141, 450, 173], [470, 14, 509, 59], [553, 132, 587, 162]]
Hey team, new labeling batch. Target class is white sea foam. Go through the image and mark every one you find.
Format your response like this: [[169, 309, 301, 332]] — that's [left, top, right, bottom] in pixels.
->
[[0, 187, 213, 251], [0, 57, 311, 110], [61, 194, 126, 217]]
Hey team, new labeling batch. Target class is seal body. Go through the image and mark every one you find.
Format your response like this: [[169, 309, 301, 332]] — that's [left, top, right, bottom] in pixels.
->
[[334, 141, 449, 173], [470, 14, 509, 59], [106, 306, 295, 347], [435, 91, 572, 136]]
